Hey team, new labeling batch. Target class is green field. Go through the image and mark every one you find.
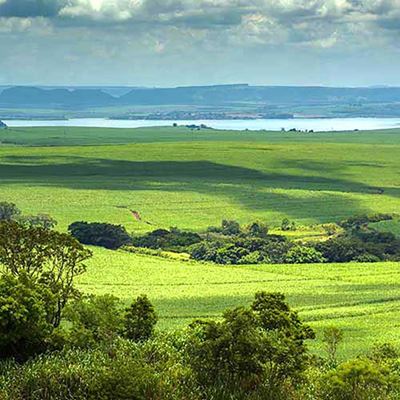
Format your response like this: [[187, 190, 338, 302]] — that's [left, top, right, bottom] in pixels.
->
[[1, 125, 399, 357], [79, 247, 400, 358], [0, 127, 399, 232]]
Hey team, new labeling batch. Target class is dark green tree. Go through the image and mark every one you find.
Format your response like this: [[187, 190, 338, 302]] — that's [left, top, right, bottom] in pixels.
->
[[124, 295, 158, 342], [186, 292, 315, 396], [221, 220, 241, 236], [69, 221, 132, 250], [0, 202, 21, 221], [247, 221, 269, 238], [62, 294, 124, 348], [285, 245, 326, 264], [0, 273, 56, 359]]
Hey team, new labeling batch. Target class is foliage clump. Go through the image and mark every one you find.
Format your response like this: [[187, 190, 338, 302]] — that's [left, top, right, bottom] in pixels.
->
[[0, 221, 91, 359], [69, 221, 132, 249], [185, 292, 315, 396], [124, 295, 158, 342], [132, 227, 201, 251], [0, 202, 57, 229]]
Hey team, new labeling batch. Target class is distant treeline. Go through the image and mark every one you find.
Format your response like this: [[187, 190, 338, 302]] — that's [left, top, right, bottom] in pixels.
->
[[68, 214, 400, 265]]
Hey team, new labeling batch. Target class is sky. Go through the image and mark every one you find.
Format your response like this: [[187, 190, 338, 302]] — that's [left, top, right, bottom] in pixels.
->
[[0, 0, 399, 87]]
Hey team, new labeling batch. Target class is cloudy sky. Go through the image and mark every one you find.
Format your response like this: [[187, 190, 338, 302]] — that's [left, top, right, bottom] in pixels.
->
[[0, 0, 399, 87]]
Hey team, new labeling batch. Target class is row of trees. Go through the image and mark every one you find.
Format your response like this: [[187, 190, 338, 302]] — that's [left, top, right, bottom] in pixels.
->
[[65, 216, 400, 265]]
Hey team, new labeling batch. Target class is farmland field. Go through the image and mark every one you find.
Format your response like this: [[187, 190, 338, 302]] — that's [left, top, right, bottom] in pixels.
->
[[81, 247, 400, 358], [0, 125, 399, 357], [0, 126, 399, 232]]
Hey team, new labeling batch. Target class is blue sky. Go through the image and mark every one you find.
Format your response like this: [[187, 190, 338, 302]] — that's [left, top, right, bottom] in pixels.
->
[[0, 0, 399, 86]]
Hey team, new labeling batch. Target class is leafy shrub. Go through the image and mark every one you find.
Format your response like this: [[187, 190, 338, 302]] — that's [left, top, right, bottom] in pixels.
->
[[285, 245, 326, 264], [315, 237, 366, 262], [18, 214, 57, 230], [221, 219, 241, 236], [69, 221, 132, 249], [185, 292, 315, 396], [340, 214, 393, 229], [206, 219, 241, 236], [124, 295, 158, 342], [190, 235, 289, 265], [0, 274, 55, 360], [246, 221, 269, 238], [315, 229, 400, 263], [0, 344, 167, 400], [0, 202, 21, 221], [239, 250, 263, 264], [189, 240, 223, 262], [354, 253, 381, 263], [61, 295, 124, 348], [215, 244, 249, 264], [132, 227, 201, 251], [281, 218, 296, 231], [322, 358, 392, 400]]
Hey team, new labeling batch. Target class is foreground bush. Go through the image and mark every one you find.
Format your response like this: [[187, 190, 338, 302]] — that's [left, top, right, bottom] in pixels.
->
[[185, 292, 315, 398], [0, 274, 55, 359], [0, 221, 91, 358], [0, 341, 180, 400], [321, 359, 393, 400]]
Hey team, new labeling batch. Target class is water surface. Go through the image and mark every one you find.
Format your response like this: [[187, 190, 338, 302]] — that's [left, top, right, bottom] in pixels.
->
[[4, 117, 400, 132]]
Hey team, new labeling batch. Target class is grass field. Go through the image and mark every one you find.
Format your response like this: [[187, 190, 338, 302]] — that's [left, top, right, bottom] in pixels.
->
[[0, 125, 399, 357], [80, 247, 400, 359], [0, 127, 399, 232]]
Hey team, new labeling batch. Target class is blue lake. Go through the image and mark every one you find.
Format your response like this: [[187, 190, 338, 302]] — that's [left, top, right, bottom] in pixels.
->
[[4, 117, 400, 132]]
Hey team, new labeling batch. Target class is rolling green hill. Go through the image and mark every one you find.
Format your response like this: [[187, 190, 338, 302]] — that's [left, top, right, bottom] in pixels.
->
[[81, 247, 400, 358], [0, 125, 399, 357], [0, 127, 398, 232]]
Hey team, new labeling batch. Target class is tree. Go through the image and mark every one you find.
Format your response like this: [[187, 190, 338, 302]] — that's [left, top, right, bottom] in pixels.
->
[[0, 273, 56, 359], [285, 245, 326, 264], [0, 221, 91, 327], [322, 326, 344, 367], [247, 221, 269, 238], [62, 294, 124, 348], [18, 213, 57, 230], [322, 359, 391, 400], [69, 221, 132, 250], [186, 292, 315, 395], [0, 202, 20, 221], [221, 220, 241, 236], [315, 237, 365, 262], [132, 228, 201, 251], [281, 218, 296, 231], [124, 295, 157, 342]]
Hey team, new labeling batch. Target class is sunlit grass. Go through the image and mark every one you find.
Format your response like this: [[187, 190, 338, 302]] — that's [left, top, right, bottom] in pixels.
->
[[1, 126, 399, 358], [79, 247, 400, 358]]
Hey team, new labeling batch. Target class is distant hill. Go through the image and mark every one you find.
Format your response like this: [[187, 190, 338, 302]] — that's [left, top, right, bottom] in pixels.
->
[[1, 84, 400, 109], [0, 87, 116, 108], [119, 84, 400, 106]]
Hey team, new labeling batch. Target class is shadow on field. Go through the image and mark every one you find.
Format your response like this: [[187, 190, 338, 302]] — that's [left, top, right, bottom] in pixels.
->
[[0, 155, 391, 220]]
